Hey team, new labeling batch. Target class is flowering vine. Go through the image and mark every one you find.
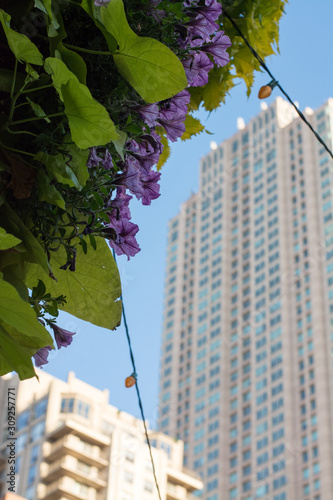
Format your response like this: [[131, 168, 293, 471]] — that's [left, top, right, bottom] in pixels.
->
[[0, 0, 286, 379]]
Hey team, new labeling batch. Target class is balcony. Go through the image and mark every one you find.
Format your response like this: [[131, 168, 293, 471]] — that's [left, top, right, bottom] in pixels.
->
[[166, 482, 187, 500], [40, 457, 107, 489], [43, 435, 109, 468], [41, 477, 97, 500], [47, 419, 110, 447], [167, 467, 203, 493]]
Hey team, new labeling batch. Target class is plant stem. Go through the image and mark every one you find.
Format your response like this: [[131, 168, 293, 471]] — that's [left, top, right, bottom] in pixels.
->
[[21, 84, 54, 94], [14, 101, 30, 110], [62, 43, 112, 56], [0, 140, 35, 157], [11, 112, 65, 125], [6, 128, 38, 138], [10, 60, 18, 100]]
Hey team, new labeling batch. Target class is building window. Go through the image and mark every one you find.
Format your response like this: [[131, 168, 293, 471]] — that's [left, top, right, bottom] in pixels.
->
[[144, 481, 154, 493], [30, 444, 40, 464], [33, 398, 48, 419], [30, 421, 45, 442], [17, 409, 30, 431], [27, 465, 37, 485], [60, 397, 74, 413], [124, 471, 134, 484]]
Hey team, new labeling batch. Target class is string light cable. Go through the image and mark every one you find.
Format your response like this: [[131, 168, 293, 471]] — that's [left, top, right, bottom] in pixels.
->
[[112, 250, 163, 500], [223, 10, 333, 160]]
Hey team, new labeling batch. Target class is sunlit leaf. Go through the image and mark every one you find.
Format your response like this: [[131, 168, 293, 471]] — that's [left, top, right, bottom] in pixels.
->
[[0, 227, 21, 251], [101, 0, 187, 103], [181, 114, 205, 141], [61, 79, 119, 148], [0, 277, 54, 379], [0, 10, 43, 65], [37, 170, 66, 209], [27, 97, 50, 123], [26, 239, 122, 331]]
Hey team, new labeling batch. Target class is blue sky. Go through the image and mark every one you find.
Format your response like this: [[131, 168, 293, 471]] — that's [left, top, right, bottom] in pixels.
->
[[43, 0, 333, 426]]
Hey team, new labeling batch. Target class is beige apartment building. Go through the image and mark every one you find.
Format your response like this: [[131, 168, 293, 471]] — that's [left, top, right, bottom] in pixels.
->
[[0, 371, 202, 500], [158, 98, 333, 500]]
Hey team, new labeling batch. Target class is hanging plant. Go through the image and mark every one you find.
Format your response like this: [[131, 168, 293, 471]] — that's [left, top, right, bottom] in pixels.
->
[[0, 0, 286, 379], [0, 0, 231, 379]]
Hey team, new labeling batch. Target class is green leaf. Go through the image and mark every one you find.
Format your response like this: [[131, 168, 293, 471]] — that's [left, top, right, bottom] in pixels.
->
[[0, 277, 54, 379], [56, 44, 87, 85], [0, 203, 52, 277], [45, 57, 118, 147], [62, 79, 119, 148], [37, 170, 66, 209], [26, 239, 122, 331], [45, 56, 81, 99], [0, 322, 36, 379], [27, 97, 50, 123], [181, 114, 205, 141], [112, 128, 127, 161], [156, 132, 171, 170], [80, 0, 117, 52], [0, 10, 43, 65], [0, 227, 21, 250], [25, 63, 39, 80], [2, 267, 29, 302], [64, 142, 90, 189], [35, 0, 59, 29], [35, 151, 82, 191], [189, 67, 235, 112], [101, 0, 187, 103]]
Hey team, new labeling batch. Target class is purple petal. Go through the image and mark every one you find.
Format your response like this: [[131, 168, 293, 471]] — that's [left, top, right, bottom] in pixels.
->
[[102, 149, 114, 170], [50, 324, 76, 349], [201, 31, 231, 67], [136, 103, 160, 127], [109, 219, 141, 260], [87, 148, 103, 168], [140, 170, 161, 206], [33, 346, 52, 367], [182, 52, 214, 87]]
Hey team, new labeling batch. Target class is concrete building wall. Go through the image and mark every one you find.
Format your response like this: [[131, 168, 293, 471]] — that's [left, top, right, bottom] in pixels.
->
[[0, 371, 202, 500]]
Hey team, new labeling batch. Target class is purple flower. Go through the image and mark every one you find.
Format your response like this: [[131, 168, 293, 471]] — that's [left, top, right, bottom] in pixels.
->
[[193, 0, 222, 31], [127, 136, 161, 172], [33, 346, 52, 367], [87, 148, 103, 168], [185, 15, 215, 43], [102, 149, 114, 170], [109, 218, 141, 260], [182, 52, 214, 87], [136, 103, 159, 127], [158, 109, 187, 142], [94, 0, 111, 5], [159, 90, 190, 122], [50, 323, 76, 349], [115, 162, 143, 200], [200, 31, 231, 67], [108, 186, 133, 222], [140, 170, 161, 205]]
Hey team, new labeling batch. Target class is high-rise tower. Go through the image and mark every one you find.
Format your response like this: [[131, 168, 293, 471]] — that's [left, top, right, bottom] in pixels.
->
[[158, 98, 333, 500]]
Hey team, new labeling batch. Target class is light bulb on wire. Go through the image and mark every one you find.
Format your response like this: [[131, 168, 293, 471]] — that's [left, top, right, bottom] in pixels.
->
[[258, 79, 278, 99], [125, 372, 137, 388]]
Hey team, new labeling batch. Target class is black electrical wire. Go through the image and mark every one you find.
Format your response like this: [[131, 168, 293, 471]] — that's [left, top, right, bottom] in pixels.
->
[[112, 250, 162, 500], [223, 10, 333, 159]]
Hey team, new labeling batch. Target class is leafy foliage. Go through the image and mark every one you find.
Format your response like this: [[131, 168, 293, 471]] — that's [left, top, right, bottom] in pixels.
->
[[0, 0, 286, 378], [189, 0, 287, 111]]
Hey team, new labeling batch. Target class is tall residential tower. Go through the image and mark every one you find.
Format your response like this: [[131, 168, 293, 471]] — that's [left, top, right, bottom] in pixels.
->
[[158, 98, 333, 500]]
